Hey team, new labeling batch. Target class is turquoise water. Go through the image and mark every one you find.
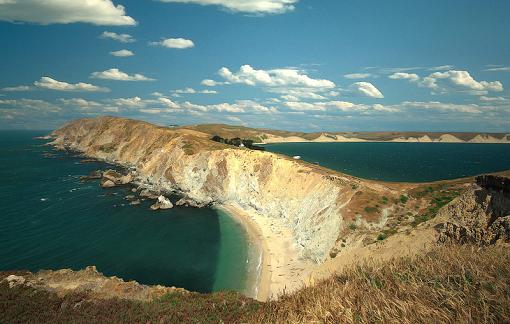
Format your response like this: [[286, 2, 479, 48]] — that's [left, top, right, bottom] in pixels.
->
[[264, 142, 510, 182], [0, 131, 249, 294]]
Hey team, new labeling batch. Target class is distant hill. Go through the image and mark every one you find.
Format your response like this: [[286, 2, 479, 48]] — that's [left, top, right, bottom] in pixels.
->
[[179, 124, 510, 144]]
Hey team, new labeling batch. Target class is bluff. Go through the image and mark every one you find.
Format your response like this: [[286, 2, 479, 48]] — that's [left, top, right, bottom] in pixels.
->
[[51, 116, 360, 263]]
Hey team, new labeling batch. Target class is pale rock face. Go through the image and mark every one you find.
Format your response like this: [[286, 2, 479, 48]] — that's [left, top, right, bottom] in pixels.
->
[[51, 117, 353, 262], [157, 195, 173, 209]]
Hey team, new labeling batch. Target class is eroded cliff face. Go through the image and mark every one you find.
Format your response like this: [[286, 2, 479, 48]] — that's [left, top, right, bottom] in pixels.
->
[[436, 175, 510, 245], [51, 117, 359, 263]]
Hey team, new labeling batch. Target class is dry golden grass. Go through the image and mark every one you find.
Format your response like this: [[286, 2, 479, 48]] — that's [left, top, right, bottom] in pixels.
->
[[253, 244, 510, 323]]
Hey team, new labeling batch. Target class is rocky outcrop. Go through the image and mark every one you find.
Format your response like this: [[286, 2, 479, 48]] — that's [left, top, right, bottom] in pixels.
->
[[175, 197, 209, 208], [1, 266, 186, 302], [50, 116, 359, 263], [150, 195, 173, 210], [436, 175, 510, 245]]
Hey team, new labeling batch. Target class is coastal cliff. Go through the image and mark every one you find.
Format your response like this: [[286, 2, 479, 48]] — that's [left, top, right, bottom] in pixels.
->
[[51, 117, 357, 263]]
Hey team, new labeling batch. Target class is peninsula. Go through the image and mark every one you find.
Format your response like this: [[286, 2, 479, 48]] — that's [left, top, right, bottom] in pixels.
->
[[2, 116, 509, 323]]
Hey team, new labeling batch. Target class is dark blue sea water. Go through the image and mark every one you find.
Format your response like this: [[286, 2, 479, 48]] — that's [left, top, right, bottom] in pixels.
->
[[0, 131, 249, 294], [263, 142, 510, 182]]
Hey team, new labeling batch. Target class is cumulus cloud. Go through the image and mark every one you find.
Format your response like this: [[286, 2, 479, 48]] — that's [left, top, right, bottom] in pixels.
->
[[101, 31, 135, 43], [389, 72, 420, 82], [0, 0, 136, 25], [218, 65, 335, 88], [201, 79, 227, 87], [34, 77, 110, 92], [426, 70, 503, 92], [112, 97, 147, 107], [59, 98, 102, 109], [110, 49, 134, 57], [157, 0, 298, 14], [91, 68, 155, 81], [389, 70, 503, 95], [343, 73, 372, 79], [350, 82, 384, 98], [150, 38, 195, 49]]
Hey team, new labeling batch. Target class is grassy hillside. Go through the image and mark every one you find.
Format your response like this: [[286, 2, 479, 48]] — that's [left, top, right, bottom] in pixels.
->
[[2, 244, 509, 323]]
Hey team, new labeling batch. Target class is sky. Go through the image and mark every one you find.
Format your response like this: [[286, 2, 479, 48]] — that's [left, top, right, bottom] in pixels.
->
[[1, 0, 510, 132]]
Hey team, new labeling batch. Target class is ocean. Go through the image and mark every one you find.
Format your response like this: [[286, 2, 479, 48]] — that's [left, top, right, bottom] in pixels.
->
[[0, 131, 250, 294], [263, 142, 510, 182]]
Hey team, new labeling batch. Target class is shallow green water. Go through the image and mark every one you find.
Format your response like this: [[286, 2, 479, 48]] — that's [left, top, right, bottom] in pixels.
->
[[264, 142, 510, 182], [0, 131, 249, 294]]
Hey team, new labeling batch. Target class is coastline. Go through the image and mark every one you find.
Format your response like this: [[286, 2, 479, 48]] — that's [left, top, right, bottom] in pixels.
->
[[218, 203, 315, 302]]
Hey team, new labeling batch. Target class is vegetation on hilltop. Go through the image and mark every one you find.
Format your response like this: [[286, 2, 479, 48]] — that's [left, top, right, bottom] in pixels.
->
[[2, 244, 509, 323]]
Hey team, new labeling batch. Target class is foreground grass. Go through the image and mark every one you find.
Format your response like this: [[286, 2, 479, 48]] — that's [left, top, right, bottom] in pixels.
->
[[255, 244, 510, 323], [2, 245, 509, 323]]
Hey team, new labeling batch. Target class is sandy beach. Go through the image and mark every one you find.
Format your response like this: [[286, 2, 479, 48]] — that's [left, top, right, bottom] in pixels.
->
[[219, 203, 315, 302]]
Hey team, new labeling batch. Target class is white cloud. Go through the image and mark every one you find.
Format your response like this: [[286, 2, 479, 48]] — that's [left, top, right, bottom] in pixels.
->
[[157, 0, 298, 14], [0, 0, 136, 25], [183, 100, 276, 113], [150, 38, 195, 49], [398, 101, 483, 114], [1, 85, 32, 92], [389, 72, 420, 82], [389, 70, 503, 95], [480, 96, 508, 103], [218, 65, 335, 88], [101, 31, 135, 43], [343, 73, 372, 79], [34, 77, 109, 92], [0, 98, 61, 112], [172, 87, 218, 95], [91, 68, 155, 81], [429, 65, 454, 71], [284, 101, 352, 111], [59, 98, 101, 109], [159, 97, 180, 109], [427, 70, 503, 92], [350, 82, 384, 98], [110, 49, 134, 57], [201, 79, 227, 87], [484, 67, 510, 72], [112, 97, 146, 107]]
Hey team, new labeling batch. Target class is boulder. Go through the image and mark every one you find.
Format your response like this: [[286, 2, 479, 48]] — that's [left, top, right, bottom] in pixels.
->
[[102, 169, 133, 185], [175, 197, 207, 208], [150, 195, 173, 210], [4, 275, 25, 288], [140, 189, 159, 200], [80, 170, 102, 181], [101, 179, 116, 188]]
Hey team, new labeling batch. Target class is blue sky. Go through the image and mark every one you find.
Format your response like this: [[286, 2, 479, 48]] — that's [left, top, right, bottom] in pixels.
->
[[1, 0, 510, 131]]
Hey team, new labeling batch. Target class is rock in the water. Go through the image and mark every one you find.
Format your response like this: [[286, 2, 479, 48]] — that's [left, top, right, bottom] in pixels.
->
[[80, 170, 102, 181], [101, 179, 116, 188], [150, 195, 173, 210], [130, 199, 141, 205], [102, 169, 133, 185], [140, 189, 159, 199], [175, 197, 207, 208], [125, 194, 136, 200]]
